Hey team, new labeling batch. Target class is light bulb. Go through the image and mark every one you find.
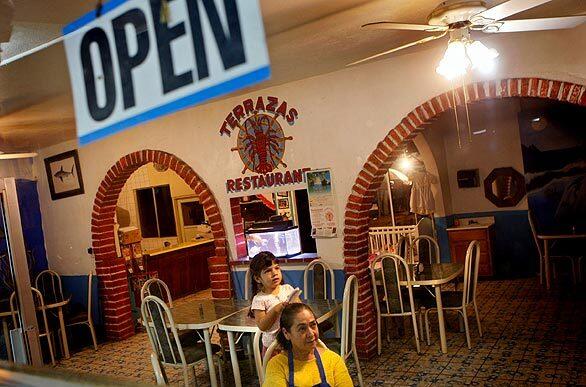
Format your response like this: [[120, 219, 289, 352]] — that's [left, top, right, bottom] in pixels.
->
[[466, 40, 499, 74], [436, 40, 469, 80], [398, 156, 413, 172]]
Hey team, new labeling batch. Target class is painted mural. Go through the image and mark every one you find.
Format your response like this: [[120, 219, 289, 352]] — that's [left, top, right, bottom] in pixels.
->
[[518, 99, 586, 232]]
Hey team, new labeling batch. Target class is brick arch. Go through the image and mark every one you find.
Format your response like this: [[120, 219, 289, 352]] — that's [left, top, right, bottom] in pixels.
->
[[343, 77, 586, 358], [91, 150, 230, 340]]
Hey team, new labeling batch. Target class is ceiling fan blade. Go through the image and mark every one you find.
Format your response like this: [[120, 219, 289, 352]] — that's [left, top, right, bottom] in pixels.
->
[[483, 15, 586, 33], [362, 22, 448, 32], [347, 32, 447, 66], [0, 152, 38, 160], [471, 0, 552, 24]]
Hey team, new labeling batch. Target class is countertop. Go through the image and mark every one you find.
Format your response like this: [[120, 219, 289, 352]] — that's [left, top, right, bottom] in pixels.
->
[[146, 238, 214, 256], [446, 222, 494, 232]]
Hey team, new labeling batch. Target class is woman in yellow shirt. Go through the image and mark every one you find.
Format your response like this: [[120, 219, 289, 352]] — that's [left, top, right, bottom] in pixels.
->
[[263, 303, 354, 387]]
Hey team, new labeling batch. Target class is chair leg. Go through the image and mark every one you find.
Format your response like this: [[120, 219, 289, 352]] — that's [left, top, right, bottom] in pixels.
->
[[461, 309, 471, 349], [87, 321, 98, 350], [376, 315, 382, 356], [150, 353, 166, 385], [417, 310, 424, 342], [424, 310, 431, 346], [473, 302, 482, 338], [352, 346, 364, 387], [182, 366, 190, 387], [410, 312, 421, 354], [191, 365, 199, 387], [216, 355, 224, 387], [47, 333, 56, 366]]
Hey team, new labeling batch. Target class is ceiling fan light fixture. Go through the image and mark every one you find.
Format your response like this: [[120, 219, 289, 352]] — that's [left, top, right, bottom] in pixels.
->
[[436, 39, 469, 80], [466, 40, 499, 73]]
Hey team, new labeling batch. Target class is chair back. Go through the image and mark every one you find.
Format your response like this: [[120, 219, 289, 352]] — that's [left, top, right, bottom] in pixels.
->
[[253, 330, 264, 384], [527, 210, 543, 259], [34, 270, 63, 304], [141, 295, 186, 366], [462, 241, 481, 306], [244, 268, 252, 300], [396, 236, 412, 263], [303, 259, 335, 300], [141, 278, 173, 308], [340, 275, 358, 359], [411, 235, 440, 264], [370, 254, 413, 316]]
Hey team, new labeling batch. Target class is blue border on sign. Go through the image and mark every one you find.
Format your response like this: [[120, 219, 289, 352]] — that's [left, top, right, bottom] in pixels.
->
[[78, 66, 271, 145], [63, 0, 128, 35]]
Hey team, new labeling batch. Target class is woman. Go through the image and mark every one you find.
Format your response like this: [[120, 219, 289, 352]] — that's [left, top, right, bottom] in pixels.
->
[[263, 303, 354, 387]]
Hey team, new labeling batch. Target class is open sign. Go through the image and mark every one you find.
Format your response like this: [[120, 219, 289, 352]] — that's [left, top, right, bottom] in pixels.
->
[[64, 0, 270, 145]]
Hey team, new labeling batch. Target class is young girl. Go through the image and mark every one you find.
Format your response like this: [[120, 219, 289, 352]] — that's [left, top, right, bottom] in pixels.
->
[[249, 251, 301, 353]]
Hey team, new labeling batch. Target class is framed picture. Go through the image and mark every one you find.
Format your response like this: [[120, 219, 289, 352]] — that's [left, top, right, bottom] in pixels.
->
[[277, 198, 289, 209], [44, 150, 85, 200]]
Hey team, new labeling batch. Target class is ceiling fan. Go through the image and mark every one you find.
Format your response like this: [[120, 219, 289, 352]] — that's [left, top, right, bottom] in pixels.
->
[[349, 0, 586, 78]]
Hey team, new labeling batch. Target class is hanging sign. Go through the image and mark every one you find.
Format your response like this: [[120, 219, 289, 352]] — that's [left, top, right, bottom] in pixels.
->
[[64, 0, 270, 145], [221, 96, 307, 196], [306, 168, 338, 238]]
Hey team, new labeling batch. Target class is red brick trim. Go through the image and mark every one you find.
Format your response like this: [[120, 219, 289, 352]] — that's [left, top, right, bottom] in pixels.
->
[[343, 78, 586, 359], [91, 150, 230, 340]]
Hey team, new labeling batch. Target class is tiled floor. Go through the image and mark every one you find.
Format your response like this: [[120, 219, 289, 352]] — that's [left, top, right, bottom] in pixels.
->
[[55, 278, 586, 386]]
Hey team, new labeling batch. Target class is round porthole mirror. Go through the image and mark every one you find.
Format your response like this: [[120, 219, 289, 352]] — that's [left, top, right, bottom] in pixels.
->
[[483, 167, 526, 207]]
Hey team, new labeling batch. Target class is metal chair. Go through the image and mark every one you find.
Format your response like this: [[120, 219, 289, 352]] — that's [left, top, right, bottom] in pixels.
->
[[528, 211, 582, 285], [244, 268, 252, 300], [141, 295, 223, 387], [370, 254, 421, 354], [141, 278, 173, 307], [322, 275, 364, 387], [411, 235, 441, 264], [396, 235, 412, 263], [10, 289, 56, 365], [303, 259, 335, 300], [424, 240, 483, 349], [64, 273, 98, 350], [34, 270, 64, 305]]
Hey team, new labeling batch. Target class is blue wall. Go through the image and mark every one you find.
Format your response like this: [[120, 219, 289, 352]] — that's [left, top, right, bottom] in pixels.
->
[[435, 210, 537, 278], [61, 275, 102, 326], [232, 269, 346, 301]]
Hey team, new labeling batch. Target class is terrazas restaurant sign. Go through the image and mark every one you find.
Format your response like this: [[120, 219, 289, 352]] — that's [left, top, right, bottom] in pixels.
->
[[220, 96, 310, 194], [63, 0, 270, 145]]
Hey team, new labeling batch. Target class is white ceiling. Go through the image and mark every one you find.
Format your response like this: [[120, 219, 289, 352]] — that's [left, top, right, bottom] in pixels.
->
[[0, 0, 584, 152]]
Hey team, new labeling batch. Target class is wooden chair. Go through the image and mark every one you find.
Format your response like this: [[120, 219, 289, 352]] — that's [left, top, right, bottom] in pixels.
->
[[34, 270, 64, 305], [303, 259, 335, 300], [411, 235, 441, 265], [322, 275, 364, 387], [424, 240, 483, 349], [10, 289, 56, 365], [64, 273, 98, 350], [141, 295, 223, 387], [370, 254, 421, 354]]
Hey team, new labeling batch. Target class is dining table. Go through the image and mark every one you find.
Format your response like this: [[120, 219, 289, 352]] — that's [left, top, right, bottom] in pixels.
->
[[217, 299, 342, 387], [170, 298, 249, 387], [536, 232, 586, 290], [398, 262, 463, 354]]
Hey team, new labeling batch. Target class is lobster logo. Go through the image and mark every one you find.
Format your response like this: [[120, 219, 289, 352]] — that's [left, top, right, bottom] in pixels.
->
[[231, 113, 293, 174]]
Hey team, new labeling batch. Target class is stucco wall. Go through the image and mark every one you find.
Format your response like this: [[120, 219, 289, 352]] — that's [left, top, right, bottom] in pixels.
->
[[35, 25, 586, 275]]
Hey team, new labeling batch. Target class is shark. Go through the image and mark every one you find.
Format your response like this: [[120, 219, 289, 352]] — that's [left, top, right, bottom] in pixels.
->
[[54, 165, 75, 182]]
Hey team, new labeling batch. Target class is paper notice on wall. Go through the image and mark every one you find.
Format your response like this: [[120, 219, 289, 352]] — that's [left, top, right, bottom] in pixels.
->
[[305, 169, 338, 238]]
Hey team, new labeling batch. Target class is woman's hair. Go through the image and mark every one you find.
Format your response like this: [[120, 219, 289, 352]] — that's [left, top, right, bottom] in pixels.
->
[[276, 303, 317, 350], [249, 251, 279, 295]]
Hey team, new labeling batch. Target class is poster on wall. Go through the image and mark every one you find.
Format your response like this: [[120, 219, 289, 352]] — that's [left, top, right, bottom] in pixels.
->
[[305, 169, 338, 238]]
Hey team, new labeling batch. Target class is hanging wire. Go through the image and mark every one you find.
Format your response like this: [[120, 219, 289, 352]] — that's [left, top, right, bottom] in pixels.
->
[[462, 78, 473, 143], [450, 86, 462, 149], [95, 0, 103, 17]]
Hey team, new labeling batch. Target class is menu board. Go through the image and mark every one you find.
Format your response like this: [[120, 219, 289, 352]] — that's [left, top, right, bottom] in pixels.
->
[[305, 169, 338, 238]]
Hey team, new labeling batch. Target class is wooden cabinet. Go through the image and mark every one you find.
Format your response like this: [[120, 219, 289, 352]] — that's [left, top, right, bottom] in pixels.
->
[[146, 241, 214, 299], [447, 225, 495, 277]]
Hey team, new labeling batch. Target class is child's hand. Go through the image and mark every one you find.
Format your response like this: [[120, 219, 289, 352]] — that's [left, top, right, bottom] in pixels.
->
[[276, 301, 289, 313]]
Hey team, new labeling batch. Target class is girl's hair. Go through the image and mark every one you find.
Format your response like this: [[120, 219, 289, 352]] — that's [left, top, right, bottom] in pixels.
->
[[249, 251, 279, 296], [276, 303, 317, 350]]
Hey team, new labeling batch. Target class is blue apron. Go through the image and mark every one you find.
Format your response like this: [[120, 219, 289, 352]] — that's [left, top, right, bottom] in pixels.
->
[[287, 348, 331, 387]]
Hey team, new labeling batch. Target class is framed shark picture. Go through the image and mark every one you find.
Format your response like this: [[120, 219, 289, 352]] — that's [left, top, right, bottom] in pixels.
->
[[44, 149, 85, 200]]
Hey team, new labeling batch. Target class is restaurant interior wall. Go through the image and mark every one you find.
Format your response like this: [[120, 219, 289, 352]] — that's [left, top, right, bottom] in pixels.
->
[[31, 26, 586, 341]]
